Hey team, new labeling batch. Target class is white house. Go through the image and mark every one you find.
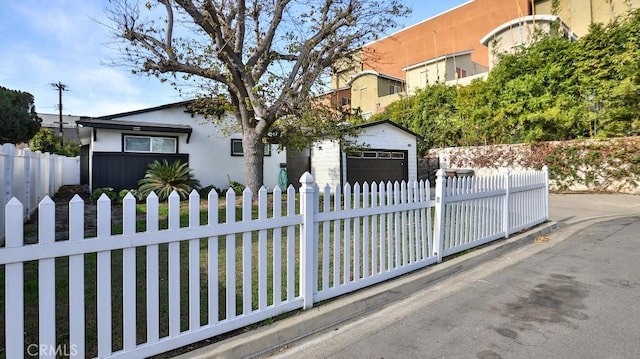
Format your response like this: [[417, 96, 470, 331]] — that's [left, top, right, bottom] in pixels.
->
[[77, 103, 420, 193], [77, 101, 286, 192], [310, 120, 419, 189]]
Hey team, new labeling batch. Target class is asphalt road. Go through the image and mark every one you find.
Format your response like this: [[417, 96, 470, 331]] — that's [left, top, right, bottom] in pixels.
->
[[270, 214, 640, 359]]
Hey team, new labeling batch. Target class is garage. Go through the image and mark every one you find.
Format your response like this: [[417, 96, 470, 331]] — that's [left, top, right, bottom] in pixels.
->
[[346, 149, 408, 185], [310, 120, 419, 188]]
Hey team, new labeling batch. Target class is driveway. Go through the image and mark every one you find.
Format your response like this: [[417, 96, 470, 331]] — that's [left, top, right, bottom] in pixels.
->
[[267, 194, 640, 359]]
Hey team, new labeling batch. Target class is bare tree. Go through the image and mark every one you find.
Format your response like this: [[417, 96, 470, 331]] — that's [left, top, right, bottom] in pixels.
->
[[107, 0, 408, 192]]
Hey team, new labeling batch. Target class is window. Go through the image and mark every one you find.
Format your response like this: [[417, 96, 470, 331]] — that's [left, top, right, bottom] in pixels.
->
[[341, 97, 351, 106], [455, 67, 467, 79], [388, 84, 401, 95], [349, 151, 405, 159], [231, 140, 244, 156], [124, 135, 177, 153], [230, 139, 271, 156]]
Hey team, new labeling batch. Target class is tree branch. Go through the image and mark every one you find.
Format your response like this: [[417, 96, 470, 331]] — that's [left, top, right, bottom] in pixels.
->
[[235, 0, 246, 53], [246, 0, 290, 71], [158, 0, 174, 51], [252, 51, 298, 81]]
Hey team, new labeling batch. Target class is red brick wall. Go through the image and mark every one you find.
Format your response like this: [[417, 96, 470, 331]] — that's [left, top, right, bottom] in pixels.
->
[[363, 0, 531, 78]]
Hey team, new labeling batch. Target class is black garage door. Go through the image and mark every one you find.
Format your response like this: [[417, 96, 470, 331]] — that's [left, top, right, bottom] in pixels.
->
[[346, 149, 408, 185]]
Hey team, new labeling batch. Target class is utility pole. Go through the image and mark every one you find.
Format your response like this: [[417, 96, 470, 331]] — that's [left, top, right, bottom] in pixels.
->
[[51, 82, 68, 146]]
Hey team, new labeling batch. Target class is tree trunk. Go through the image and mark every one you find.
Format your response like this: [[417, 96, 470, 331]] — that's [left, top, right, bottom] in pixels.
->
[[242, 129, 265, 195]]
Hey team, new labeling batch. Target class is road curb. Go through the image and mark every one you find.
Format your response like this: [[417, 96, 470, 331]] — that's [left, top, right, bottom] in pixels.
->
[[176, 222, 559, 359]]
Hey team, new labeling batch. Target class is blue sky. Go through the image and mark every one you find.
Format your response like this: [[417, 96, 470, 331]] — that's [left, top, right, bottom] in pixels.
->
[[1, 0, 468, 117]]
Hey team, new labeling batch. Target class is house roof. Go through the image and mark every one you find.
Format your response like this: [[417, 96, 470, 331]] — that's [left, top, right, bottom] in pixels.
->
[[76, 118, 193, 134], [480, 15, 578, 46], [402, 49, 475, 72], [355, 119, 422, 139], [76, 100, 195, 145], [93, 100, 194, 120], [317, 86, 351, 97], [346, 70, 406, 87]]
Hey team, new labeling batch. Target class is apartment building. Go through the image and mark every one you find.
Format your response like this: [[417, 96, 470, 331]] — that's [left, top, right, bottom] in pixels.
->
[[329, 0, 639, 116]]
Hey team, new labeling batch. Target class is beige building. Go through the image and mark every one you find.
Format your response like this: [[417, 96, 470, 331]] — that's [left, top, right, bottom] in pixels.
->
[[402, 50, 488, 95], [346, 71, 405, 118], [481, 15, 577, 69], [533, 0, 640, 37], [331, 51, 363, 90]]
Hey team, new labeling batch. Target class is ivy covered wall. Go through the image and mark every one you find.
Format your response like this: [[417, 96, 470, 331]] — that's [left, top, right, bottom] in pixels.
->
[[421, 137, 640, 194]]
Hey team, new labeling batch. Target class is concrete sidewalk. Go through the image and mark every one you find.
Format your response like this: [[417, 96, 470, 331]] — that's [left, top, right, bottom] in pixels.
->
[[177, 193, 640, 359], [271, 205, 640, 358], [549, 193, 640, 226]]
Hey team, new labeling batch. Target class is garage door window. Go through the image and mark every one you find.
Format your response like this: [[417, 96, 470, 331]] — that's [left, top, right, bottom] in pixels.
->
[[347, 150, 405, 159]]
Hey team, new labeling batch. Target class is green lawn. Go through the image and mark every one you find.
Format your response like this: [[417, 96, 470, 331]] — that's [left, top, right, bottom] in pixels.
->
[[0, 198, 301, 358], [0, 194, 428, 358]]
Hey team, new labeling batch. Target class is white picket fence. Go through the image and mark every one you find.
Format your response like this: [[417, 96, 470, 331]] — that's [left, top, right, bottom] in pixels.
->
[[0, 143, 80, 241], [0, 167, 548, 358]]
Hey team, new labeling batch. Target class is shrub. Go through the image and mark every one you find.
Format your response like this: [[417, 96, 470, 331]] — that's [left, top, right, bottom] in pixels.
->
[[91, 187, 117, 202], [30, 128, 80, 156], [117, 189, 139, 203], [198, 184, 224, 197], [227, 175, 246, 193], [137, 160, 201, 201]]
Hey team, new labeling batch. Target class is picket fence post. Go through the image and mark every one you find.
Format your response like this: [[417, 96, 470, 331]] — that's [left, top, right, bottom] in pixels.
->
[[500, 168, 511, 238], [543, 165, 550, 221], [3, 143, 14, 205], [38, 197, 56, 358], [35, 151, 42, 204], [24, 149, 32, 219], [68, 195, 85, 357], [299, 172, 316, 309], [5, 198, 24, 359], [96, 194, 112, 357], [433, 169, 445, 263]]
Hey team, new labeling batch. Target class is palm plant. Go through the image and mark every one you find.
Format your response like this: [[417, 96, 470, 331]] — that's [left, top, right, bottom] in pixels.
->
[[138, 160, 201, 201]]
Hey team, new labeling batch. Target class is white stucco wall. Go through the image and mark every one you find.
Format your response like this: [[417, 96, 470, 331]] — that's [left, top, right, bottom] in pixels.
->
[[310, 140, 342, 188], [90, 106, 286, 191]]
